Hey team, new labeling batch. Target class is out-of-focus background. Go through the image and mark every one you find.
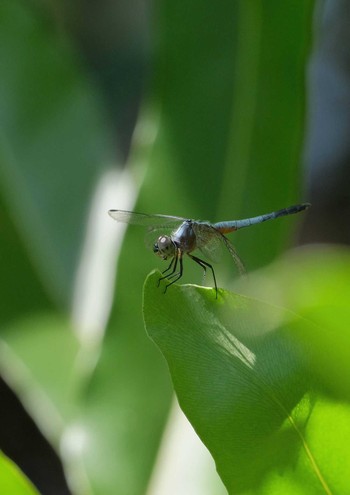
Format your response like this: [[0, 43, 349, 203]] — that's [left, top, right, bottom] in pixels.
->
[[0, 1, 349, 494]]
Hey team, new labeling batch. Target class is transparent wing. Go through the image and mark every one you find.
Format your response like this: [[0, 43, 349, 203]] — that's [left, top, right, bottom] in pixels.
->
[[193, 223, 223, 263], [108, 210, 186, 228], [199, 239, 223, 263], [220, 234, 246, 275], [193, 222, 246, 274], [108, 209, 185, 252]]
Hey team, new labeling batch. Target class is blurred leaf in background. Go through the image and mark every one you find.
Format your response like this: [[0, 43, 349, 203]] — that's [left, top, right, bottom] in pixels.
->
[[0, 0, 113, 305], [0, 0, 146, 492]]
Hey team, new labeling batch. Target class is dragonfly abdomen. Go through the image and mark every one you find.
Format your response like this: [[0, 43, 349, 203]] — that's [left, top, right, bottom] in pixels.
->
[[214, 203, 310, 232]]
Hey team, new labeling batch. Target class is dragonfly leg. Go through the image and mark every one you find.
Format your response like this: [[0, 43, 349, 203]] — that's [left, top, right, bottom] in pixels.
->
[[162, 257, 175, 275], [163, 255, 183, 293], [188, 254, 218, 299], [158, 256, 178, 287]]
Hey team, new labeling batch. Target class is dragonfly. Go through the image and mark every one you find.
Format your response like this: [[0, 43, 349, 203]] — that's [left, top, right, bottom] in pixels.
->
[[108, 203, 310, 297]]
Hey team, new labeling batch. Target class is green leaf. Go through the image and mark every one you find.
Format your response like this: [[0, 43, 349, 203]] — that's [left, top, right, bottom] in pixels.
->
[[143, 258, 350, 495], [0, 452, 40, 495], [0, 0, 111, 305]]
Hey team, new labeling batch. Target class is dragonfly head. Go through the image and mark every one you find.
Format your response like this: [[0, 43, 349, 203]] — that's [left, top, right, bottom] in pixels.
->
[[153, 235, 176, 260]]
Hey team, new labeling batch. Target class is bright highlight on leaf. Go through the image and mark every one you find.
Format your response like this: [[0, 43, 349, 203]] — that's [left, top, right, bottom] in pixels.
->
[[143, 249, 350, 495]]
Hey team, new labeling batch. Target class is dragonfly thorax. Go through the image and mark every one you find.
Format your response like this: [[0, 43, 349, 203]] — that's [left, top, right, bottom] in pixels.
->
[[153, 235, 176, 260]]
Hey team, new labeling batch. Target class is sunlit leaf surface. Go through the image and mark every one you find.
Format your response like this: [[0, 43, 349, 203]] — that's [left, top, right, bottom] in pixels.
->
[[143, 250, 350, 494]]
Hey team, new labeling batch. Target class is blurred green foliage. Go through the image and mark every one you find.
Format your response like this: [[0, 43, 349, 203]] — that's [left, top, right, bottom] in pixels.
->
[[0, 0, 111, 305]]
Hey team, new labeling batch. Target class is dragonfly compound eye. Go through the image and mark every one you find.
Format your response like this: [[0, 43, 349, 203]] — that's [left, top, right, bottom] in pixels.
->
[[154, 235, 175, 259]]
